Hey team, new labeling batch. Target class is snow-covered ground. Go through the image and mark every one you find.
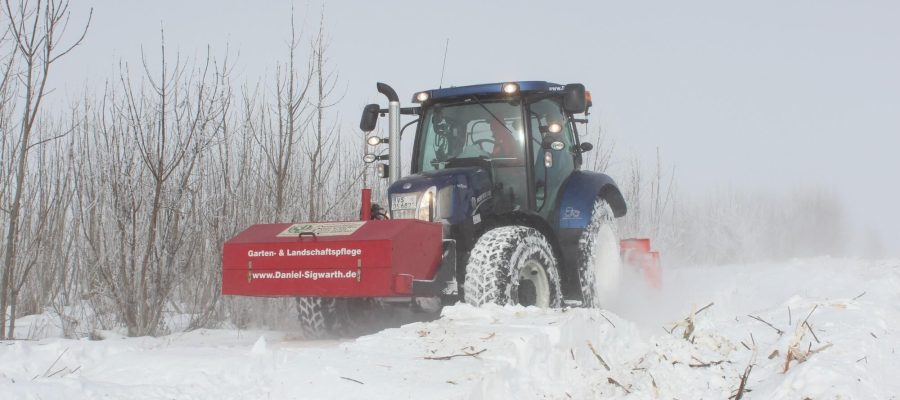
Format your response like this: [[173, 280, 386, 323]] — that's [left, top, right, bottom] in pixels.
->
[[2, 257, 898, 399]]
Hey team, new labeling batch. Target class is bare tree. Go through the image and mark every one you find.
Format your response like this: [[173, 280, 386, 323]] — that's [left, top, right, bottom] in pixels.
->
[[647, 148, 676, 238], [304, 9, 366, 222], [244, 7, 313, 222], [0, 0, 90, 338], [8, 124, 78, 334], [306, 12, 331, 222], [77, 32, 229, 336], [180, 56, 235, 331]]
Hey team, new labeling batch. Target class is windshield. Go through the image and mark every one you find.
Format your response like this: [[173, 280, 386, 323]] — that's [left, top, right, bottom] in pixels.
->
[[416, 100, 525, 172]]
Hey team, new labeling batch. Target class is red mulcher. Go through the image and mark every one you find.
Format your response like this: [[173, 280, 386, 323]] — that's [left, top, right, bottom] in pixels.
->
[[223, 218, 443, 298]]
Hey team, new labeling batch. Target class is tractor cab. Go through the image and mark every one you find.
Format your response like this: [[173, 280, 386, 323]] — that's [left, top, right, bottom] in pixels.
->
[[363, 81, 592, 224]]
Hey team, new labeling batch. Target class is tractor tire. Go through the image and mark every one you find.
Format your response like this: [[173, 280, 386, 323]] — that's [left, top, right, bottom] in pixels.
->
[[295, 297, 385, 339], [334, 298, 386, 336], [578, 198, 623, 308], [463, 226, 562, 308], [295, 297, 337, 339]]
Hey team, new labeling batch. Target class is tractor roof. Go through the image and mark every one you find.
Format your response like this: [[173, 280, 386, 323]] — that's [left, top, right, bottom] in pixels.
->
[[412, 81, 566, 103]]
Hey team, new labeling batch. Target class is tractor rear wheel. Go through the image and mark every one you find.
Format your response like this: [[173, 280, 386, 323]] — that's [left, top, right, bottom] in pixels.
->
[[295, 297, 385, 339], [578, 198, 623, 308], [295, 297, 337, 339], [463, 226, 562, 308]]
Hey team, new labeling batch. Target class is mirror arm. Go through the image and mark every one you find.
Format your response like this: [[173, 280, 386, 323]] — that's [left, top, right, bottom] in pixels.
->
[[400, 118, 419, 138]]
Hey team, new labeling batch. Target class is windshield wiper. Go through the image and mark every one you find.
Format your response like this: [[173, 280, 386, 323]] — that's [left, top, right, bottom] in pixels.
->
[[470, 95, 515, 136]]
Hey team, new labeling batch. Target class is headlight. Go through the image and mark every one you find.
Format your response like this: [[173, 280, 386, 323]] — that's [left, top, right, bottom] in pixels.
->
[[417, 186, 437, 221], [390, 186, 437, 221]]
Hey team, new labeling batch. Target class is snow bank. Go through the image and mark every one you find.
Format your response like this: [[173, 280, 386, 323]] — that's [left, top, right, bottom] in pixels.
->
[[1, 258, 898, 399], [0, 305, 631, 399]]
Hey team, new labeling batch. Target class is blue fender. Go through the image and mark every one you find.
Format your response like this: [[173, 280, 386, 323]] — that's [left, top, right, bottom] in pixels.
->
[[556, 171, 627, 229]]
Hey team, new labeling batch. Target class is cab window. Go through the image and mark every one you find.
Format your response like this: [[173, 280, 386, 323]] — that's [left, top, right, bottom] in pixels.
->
[[528, 98, 575, 211], [415, 100, 530, 212], [417, 101, 525, 172]]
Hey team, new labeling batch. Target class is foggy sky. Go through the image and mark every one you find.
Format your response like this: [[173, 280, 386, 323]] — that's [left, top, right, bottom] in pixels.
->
[[51, 0, 900, 256]]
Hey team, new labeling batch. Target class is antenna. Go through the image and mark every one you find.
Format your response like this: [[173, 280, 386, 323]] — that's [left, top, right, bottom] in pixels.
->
[[439, 38, 449, 88]]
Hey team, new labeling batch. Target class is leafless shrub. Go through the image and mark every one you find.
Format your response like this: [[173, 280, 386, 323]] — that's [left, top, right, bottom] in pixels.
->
[[74, 32, 231, 336], [0, 0, 91, 339]]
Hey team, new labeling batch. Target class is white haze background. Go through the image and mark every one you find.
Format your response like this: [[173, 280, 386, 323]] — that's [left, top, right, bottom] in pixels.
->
[[52, 0, 900, 256]]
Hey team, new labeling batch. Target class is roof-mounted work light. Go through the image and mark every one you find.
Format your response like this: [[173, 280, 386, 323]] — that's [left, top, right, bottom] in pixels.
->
[[501, 82, 519, 94]]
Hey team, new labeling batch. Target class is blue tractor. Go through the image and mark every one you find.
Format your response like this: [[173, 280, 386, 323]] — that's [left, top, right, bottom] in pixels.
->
[[360, 81, 629, 308]]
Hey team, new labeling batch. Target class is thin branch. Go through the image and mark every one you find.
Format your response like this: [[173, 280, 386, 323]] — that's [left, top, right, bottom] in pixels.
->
[[586, 341, 611, 371], [607, 378, 631, 394], [339, 376, 364, 385], [748, 314, 784, 335], [803, 321, 820, 344], [733, 363, 753, 400], [696, 302, 715, 315], [423, 348, 486, 361], [47, 7, 92, 63], [25, 123, 74, 150], [689, 356, 727, 368], [38, 347, 69, 379], [598, 311, 616, 328], [801, 304, 819, 326]]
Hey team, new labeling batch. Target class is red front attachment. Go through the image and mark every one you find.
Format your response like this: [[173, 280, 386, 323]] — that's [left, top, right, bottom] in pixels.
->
[[222, 219, 442, 297], [620, 238, 662, 288]]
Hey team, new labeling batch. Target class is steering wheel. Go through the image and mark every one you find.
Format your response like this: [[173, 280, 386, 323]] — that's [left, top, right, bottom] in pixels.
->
[[472, 138, 495, 154]]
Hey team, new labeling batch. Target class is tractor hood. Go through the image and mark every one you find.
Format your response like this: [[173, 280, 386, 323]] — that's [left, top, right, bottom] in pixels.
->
[[388, 167, 493, 225]]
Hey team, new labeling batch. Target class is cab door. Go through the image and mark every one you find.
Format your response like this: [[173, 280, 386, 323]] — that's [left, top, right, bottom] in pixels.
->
[[527, 98, 577, 219]]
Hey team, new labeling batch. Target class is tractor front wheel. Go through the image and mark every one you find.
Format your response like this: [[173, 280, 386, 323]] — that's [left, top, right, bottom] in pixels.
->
[[463, 226, 562, 308], [578, 198, 623, 308]]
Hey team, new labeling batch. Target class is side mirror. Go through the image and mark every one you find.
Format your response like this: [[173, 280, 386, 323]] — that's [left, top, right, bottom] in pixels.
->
[[563, 84, 586, 114], [579, 142, 593, 153], [359, 104, 380, 132]]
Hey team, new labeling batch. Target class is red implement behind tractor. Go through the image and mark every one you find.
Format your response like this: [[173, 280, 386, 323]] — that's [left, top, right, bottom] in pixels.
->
[[223, 218, 446, 298]]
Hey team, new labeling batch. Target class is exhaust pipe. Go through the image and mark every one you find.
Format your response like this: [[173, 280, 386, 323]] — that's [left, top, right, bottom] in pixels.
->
[[377, 83, 401, 183]]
